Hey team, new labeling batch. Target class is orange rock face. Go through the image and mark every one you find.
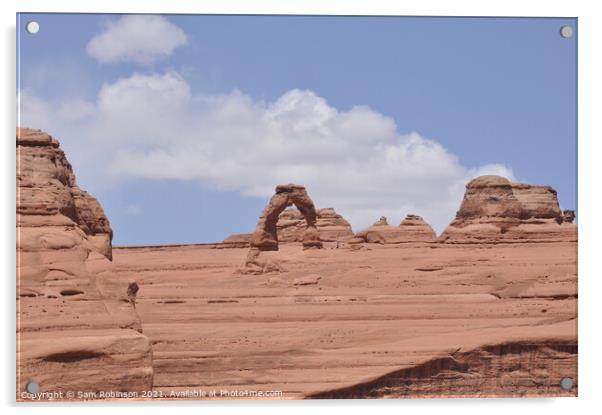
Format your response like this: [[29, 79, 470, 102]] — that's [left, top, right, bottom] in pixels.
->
[[274, 207, 354, 242], [16, 128, 153, 399], [223, 207, 353, 247], [354, 214, 437, 244], [17, 128, 113, 259], [249, 184, 323, 252], [440, 175, 576, 243], [17, 137, 577, 400], [222, 232, 253, 247], [563, 209, 576, 224], [112, 239, 577, 399]]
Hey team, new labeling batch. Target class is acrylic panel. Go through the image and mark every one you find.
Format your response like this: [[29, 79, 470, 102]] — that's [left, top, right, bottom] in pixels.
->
[[16, 13, 577, 401]]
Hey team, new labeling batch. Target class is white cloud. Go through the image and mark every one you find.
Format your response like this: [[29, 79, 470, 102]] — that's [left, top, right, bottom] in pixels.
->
[[57, 98, 96, 121], [18, 72, 514, 234], [86, 15, 187, 65], [18, 90, 51, 128]]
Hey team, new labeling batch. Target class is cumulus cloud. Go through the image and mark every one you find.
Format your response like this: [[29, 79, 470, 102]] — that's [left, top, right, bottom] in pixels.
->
[[86, 15, 187, 65], [18, 72, 514, 233]]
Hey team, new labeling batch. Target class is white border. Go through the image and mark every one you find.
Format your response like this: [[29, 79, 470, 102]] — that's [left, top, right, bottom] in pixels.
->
[[2, 1, 601, 414]]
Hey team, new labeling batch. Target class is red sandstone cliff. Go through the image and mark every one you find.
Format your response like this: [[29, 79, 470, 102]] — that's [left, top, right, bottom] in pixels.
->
[[16, 128, 153, 397], [353, 214, 437, 244], [440, 175, 577, 243], [223, 206, 354, 247]]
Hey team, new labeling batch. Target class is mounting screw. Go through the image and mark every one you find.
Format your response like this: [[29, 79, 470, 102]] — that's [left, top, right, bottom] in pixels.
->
[[559, 25, 573, 39], [560, 377, 574, 390], [25, 381, 39, 394], [25, 21, 40, 34]]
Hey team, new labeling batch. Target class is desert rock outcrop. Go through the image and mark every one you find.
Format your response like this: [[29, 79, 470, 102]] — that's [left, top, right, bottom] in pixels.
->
[[562, 209, 576, 224], [16, 128, 153, 398], [277, 207, 353, 242], [113, 232, 577, 398], [440, 175, 576, 243], [221, 233, 253, 248], [249, 184, 323, 251], [511, 182, 563, 221], [17, 128, 114, 260], [353, 214, 437, 244], [399, 214, 438, 241], [224, 207, 353, 247]]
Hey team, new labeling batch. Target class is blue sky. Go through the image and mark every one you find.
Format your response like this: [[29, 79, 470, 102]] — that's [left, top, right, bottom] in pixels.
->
[[17, 14, 577, 245]]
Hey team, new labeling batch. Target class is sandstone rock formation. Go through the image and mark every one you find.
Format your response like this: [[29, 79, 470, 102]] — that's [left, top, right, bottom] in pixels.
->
[[242, 248, 287, 275], [224, 207, 353, 248], [511, 181, 563, 221], [113, 231, 577, 399], [277, 207, 353, 242], [399, 214, 438, 240], [16, 128, 153, 398], [440, 175, 577, 243], [242, 185, 324, 272], [221, 233, 253, 248], [353, 214, 437, 244], [563, 209, 576, 224], [249, 184, 323, 251], [17, 128, 114, 260], [309, 339, 576, 399], [374, 216, 389, 226]]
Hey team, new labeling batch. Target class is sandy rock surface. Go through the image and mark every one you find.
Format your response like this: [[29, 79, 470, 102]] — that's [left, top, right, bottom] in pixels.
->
[[112, 237, 576, 399]]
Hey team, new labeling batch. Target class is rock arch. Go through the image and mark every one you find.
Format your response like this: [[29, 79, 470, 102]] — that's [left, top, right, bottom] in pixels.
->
[[250, 184, 323, 251]]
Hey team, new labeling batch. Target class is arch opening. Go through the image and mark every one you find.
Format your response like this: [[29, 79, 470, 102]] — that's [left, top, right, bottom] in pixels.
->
[[250, 184, 323, 251]]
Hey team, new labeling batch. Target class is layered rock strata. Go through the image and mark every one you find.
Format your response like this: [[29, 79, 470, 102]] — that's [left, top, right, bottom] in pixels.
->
[[562, 210, 575, 224], [224, 207, 353, 247], [243, 184, 323, 272], [249, 184, 323, 252], [16, 128, 153, 398], [440, 175, 576, 243], [353, 214, 437, 244], [309, 340, 576, 399], [277, 207, 353, 242]]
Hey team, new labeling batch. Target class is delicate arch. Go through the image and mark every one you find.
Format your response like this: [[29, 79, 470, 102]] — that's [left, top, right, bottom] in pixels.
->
[[250, 184, 323, 251]]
